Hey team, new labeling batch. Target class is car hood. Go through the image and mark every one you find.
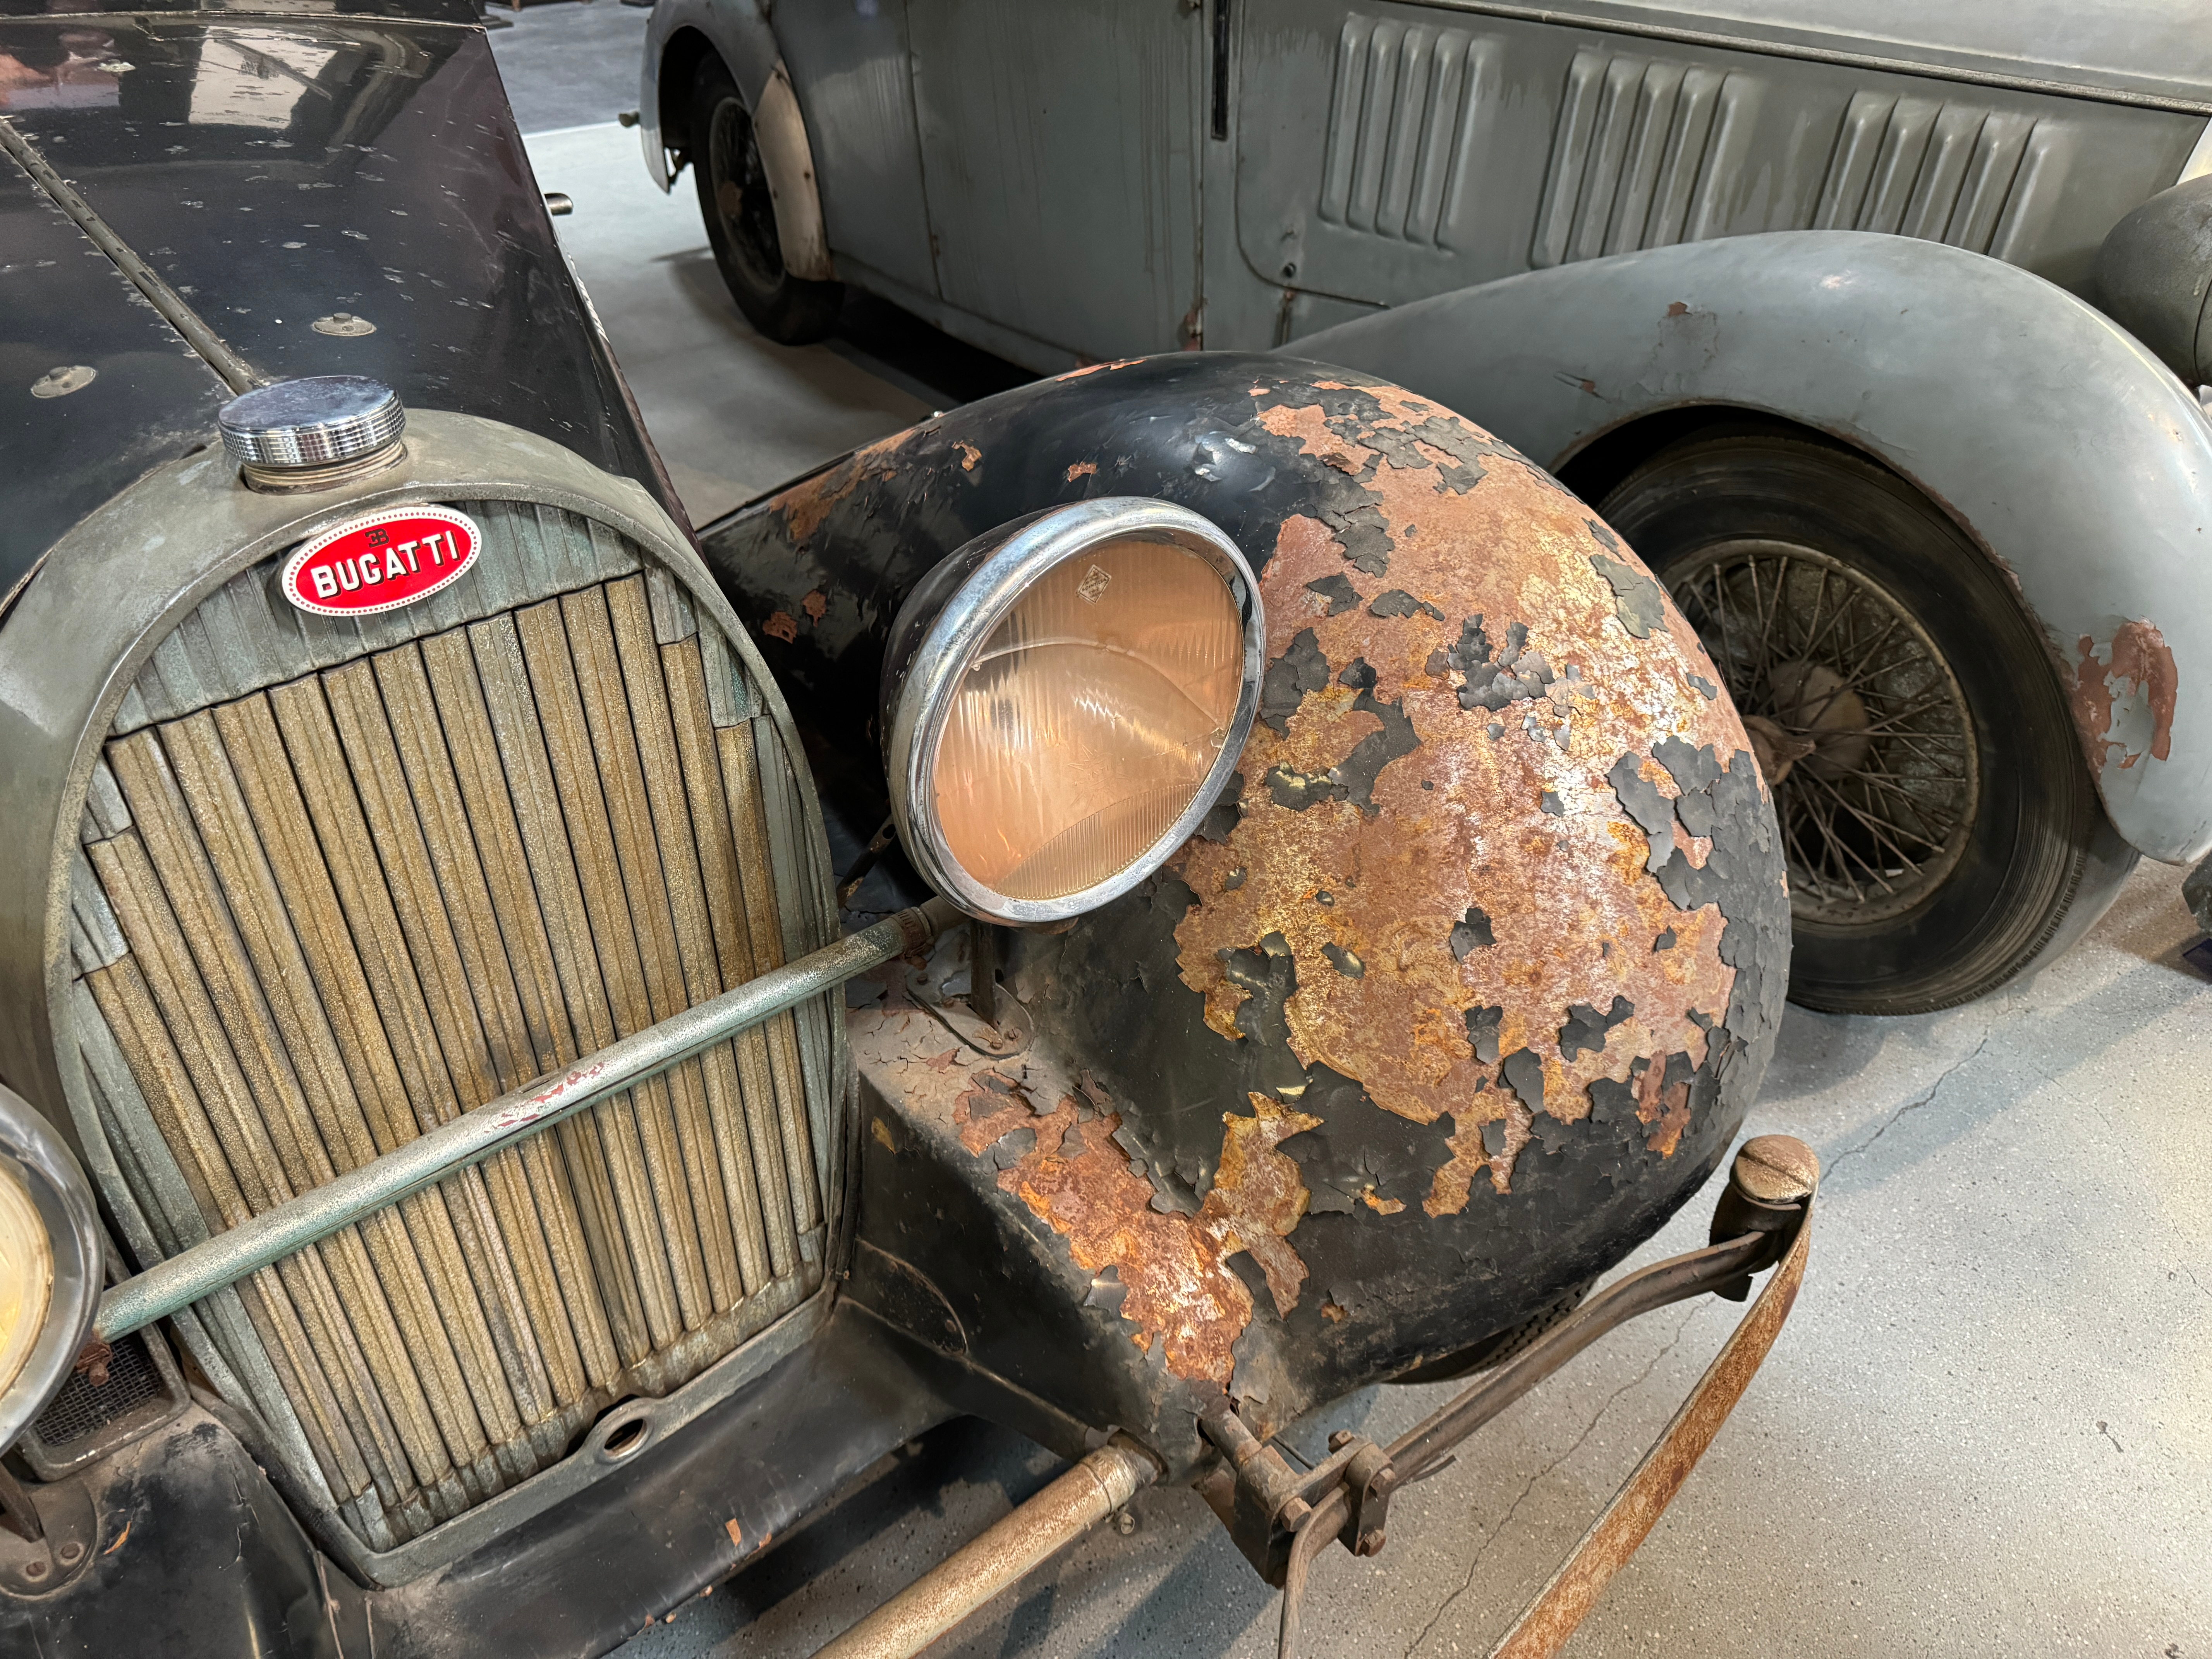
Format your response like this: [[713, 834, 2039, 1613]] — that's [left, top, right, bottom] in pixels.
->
[[1529, 0, 2212, 113], [0, 1, 673, 599]]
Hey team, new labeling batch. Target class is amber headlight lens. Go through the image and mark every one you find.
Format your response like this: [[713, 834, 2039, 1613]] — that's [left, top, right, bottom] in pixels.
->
[[883, 500, 1263, 924]]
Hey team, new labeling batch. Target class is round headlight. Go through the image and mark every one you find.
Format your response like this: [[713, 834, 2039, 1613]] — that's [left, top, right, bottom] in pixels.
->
[[0, 1085, 101, 1451], [882, 500, 1264, 925]]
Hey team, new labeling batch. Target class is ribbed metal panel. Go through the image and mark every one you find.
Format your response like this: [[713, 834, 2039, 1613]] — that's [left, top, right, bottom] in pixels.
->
[[1531, 49, 1747, 269], [1812, 91, 2040, 254], [1317, 15, 1493, 248], [69, 510, 828, 1552]]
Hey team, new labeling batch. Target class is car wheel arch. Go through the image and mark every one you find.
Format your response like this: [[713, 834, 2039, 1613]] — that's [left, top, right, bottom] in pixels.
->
[[1293, 230, 2212, 864]]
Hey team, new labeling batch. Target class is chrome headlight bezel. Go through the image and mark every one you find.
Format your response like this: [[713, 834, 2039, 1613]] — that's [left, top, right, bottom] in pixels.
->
[[0, 1083, 102, 1452], [881, 499, 1264, 926]]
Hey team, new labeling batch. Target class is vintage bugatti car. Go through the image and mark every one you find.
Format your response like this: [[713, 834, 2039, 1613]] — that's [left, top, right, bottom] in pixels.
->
[[641, 0, 2212, 1015], [2, 0, 1820, 1654]]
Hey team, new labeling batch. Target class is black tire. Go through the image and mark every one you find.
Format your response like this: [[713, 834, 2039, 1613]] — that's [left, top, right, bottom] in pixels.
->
[[689, 57, 843, 345], [1600, 432, 2137, 1015]]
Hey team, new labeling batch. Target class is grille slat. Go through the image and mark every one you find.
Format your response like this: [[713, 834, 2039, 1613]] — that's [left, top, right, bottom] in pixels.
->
[[264, 672, 550, 1472], [727, 725, 822, 1236], [566, 584, 746, 1322], [415, 629, 627, 1389], [108, 724, 495, 1519], [84, 835, 422, 1522], [72, 528, 829, 1551], [515, 596, 706, 1346], [606, 577, 778, 1302], [661, 634, 793, 1285], [466, 612, 664, 1366], [205, 691, 539, 1494]]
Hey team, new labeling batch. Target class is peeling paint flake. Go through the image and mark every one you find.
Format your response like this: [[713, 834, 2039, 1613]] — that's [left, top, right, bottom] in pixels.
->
[[2071, 619, 2178, 771]]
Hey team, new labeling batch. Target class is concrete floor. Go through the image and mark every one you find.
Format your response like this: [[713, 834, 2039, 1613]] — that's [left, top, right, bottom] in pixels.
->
[[489, 31, 2212, 1659]]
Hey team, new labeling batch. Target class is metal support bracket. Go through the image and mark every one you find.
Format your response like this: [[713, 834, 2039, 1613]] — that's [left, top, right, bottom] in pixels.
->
[[1216, 1134, 1820, 1659]]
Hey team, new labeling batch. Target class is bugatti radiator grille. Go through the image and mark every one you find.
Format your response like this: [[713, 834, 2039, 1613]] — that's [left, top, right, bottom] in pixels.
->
[[61, 503, 834, 1553]]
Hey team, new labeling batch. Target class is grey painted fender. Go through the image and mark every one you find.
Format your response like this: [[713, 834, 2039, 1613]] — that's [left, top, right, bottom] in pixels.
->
[[639, 0, 780, 191], [1298, 229, 2212, 865]]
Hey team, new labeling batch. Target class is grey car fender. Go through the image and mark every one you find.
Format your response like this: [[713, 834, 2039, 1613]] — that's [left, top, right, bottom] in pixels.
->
[[1299, 228, 2212, 865]]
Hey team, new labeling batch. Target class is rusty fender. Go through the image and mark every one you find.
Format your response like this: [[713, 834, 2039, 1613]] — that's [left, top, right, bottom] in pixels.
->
[[708, 356, 1791, 1472], [1295, 230, 2212, 863]]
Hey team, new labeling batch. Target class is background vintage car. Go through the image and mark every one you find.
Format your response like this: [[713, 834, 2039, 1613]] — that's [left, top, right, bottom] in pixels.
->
[[640, 0, 2212, 1018]]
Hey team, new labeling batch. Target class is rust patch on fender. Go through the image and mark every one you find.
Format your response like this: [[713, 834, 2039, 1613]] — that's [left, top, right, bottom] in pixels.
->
[[950, 1076, 1318, 1384], [761, 611, 799, 644], [1173, 385, 1757, 1212], [1066, 461, 1098, 481], [2071, 620, 2178, 771], [773, 441, 913, 548], [800, 590, 828, 623]]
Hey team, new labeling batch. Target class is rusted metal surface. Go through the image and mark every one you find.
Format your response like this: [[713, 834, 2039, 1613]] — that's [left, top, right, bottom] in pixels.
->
[[1171, 381, 1766, 1220], [1485, 1158, 1815, 1659], [810, 1439, 1158, 1659], [2069, 618, 2179, 773], [721, 353, 1790, 1460]]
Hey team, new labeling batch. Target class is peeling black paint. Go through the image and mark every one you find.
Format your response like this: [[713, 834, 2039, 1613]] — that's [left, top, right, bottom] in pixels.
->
[[1540, 790, 1565, 816], [1322, 942, 1365, 979], [1653, 927, 1677, 951], [1449, 617, 1556, 713], [1370, 589, 1445, 621], [1590, 551, 1669, 640], [1338, 657, 1378, 691], [1334, 687, 1420, 814], [1198, 771, 1246, 842], [1465, 1003, 1504, 1064], [1260, 630, 1330, 735], [1219, 931, 1307, 1095], [1305, 573, 1361, 615], [1558, 995, 1635, 1061], [1449, 905, 1494, 958], [1499, 1048, 1546, 1114]]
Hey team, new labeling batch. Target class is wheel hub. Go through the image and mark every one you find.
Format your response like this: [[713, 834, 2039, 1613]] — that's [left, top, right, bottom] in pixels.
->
[[1667, 541, 1979, 927]]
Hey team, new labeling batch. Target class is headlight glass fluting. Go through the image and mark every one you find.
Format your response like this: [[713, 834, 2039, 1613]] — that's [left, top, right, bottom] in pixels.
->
[[883, 501, 1264, 925]]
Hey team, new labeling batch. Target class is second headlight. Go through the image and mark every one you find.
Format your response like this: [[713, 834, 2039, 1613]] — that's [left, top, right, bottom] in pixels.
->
[[881, 499, 1264, 925]]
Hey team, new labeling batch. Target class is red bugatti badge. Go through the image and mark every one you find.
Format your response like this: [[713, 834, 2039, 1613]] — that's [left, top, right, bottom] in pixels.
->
[[280, 505, 481, 617]]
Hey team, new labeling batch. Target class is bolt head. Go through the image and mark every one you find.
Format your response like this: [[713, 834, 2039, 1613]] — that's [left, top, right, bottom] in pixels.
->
[[23, 1558, 47, 1581], [1328, 1430, 1354, 1452], [1732, 1135, 1819, 1205], [56, 1541, 83, 1566]]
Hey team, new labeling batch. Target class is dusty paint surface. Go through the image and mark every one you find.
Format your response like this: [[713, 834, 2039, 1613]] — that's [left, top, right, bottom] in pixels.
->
[[1172, 384, 1760, 1214], [2071, 619, 2178, 771]]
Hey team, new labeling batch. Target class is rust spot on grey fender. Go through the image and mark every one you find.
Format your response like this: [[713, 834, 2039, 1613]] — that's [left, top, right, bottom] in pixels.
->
[[2071, 619, 2178, 772]]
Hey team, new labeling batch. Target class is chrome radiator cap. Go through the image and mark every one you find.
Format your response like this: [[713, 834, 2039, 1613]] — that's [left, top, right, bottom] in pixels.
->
[[217, 376, 406, 479]]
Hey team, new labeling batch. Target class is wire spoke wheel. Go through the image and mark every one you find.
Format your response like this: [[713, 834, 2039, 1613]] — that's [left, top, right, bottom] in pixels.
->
[[1601, 430, 2136, 1013], [688, 55, 842, 345], [706, 94, 785, 293], [1670, 541, 1977, 926]]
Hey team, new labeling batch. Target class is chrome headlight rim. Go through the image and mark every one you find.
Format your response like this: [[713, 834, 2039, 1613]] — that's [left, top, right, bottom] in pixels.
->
[[0, 1084, 102, 1453], [884, 498, 1264, 927]]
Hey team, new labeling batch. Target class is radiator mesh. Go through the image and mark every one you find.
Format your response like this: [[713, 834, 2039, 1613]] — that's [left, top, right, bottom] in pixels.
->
[[67, 531, 828, 1552]]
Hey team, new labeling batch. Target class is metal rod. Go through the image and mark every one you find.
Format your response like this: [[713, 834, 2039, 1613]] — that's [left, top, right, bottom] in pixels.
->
[[812, 1440, 1158, 1659], [1269, 1230, 1771, 1659], [96, 898, 958, 1341]]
